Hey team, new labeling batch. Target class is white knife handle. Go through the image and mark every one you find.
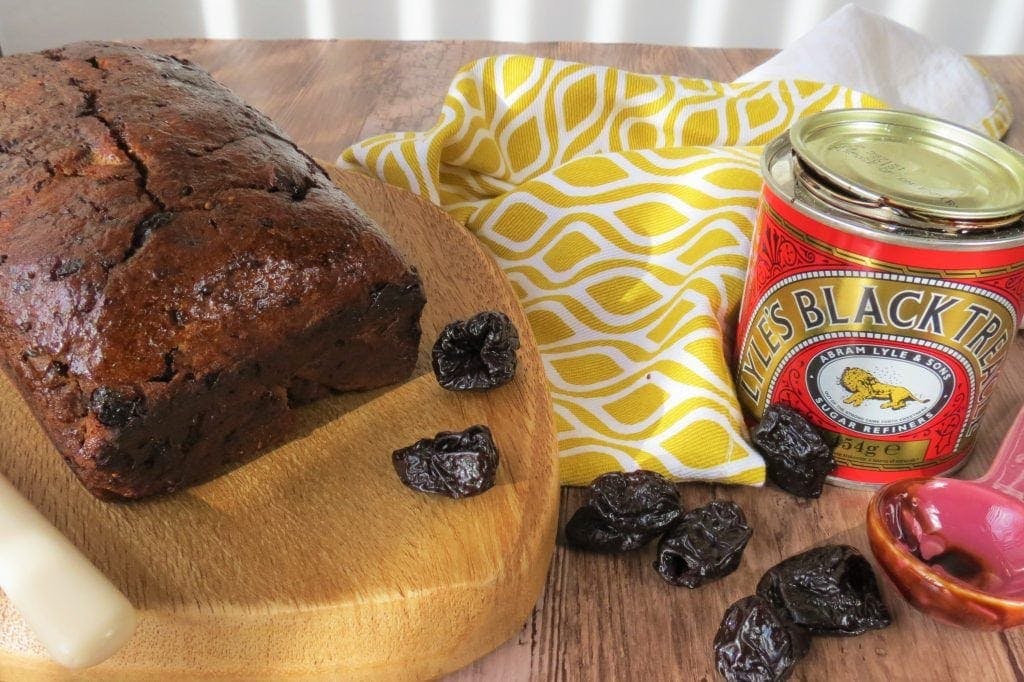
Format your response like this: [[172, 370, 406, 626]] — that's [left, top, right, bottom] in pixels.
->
[[0, 474, 136, 669]]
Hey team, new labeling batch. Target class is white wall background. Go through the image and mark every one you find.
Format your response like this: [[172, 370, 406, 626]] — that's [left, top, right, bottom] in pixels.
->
[[0, 0, 1022, 55]]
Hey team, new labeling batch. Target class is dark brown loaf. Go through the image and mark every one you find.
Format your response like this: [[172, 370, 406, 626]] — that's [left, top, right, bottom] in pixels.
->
[[0, 42, 425, 499]]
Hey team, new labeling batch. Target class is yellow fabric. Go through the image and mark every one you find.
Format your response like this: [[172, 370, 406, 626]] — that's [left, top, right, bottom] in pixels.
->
[[338, 55, 1000, 486]]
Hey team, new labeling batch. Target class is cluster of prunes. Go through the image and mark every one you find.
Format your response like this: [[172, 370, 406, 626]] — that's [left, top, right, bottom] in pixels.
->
[[565, 470, 754, 589], [561, 402, 891, 682], [714, 544, 892, 681], [711, 403, 891, 681], [391, 311, 520, 499], [394, 318, 892, 682]]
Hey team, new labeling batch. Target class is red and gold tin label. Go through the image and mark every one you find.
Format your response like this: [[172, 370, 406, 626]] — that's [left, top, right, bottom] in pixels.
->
[[736, 110, 1024, 487]]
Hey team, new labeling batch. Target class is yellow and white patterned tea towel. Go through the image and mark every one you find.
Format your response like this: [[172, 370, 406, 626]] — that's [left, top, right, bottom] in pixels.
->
[[339, 28, 1009, 488]]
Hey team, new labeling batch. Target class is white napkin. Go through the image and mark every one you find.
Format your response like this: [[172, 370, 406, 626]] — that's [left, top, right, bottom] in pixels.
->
[[740, 3, 1010, 137]]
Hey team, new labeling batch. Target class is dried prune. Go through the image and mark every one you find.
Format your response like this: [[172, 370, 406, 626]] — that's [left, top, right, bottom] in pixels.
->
[[431, 311, 520, 391], [564, 505, 653, 553], [564, 470, 681, 553], [714, 595, 810, 682], [589, 470, 681, 534], [89, 385, 144, 428], [392, 425, 499, 498], [655, 500, 752, 588], [757, 544, 892, 636], [750, 404, 835, 498]]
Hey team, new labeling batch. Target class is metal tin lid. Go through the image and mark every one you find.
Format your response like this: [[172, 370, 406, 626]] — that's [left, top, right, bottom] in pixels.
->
[[790, 109, 1024, 227]]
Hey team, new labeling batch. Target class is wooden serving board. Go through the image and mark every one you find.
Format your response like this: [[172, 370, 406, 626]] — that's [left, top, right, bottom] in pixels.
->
[[0, 168, 559, 680]]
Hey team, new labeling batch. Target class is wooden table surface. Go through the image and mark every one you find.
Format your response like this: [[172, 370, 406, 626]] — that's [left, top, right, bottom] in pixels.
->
[[140, 39, 1024, 681]]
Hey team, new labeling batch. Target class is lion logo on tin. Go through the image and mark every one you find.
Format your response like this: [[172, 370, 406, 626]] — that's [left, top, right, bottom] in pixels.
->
[[839, 367, 926, 411]]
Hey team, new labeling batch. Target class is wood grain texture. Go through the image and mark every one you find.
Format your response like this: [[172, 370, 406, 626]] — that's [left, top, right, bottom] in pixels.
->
[[0, 169, 559, 680], [9, 38, 1024, 680]]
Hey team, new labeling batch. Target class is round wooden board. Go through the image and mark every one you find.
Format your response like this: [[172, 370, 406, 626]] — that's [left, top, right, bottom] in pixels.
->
[[0, 168, 559, 680]]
